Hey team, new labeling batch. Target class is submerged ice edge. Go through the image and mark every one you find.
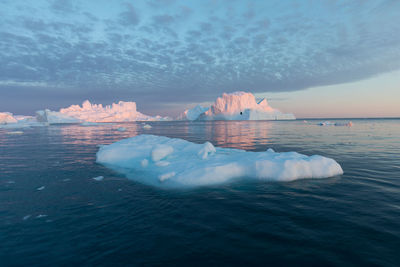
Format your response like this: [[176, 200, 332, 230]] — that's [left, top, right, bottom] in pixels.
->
[[96, 134, 343, 187]]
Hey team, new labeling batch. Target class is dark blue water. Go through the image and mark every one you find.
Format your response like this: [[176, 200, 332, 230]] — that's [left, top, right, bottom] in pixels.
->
[[1, 119, 399, 266]]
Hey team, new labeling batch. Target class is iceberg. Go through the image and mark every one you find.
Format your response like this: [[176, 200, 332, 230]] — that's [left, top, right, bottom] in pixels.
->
[[35, 100, 170, 124], [0, 112, 48, 128], [178, 92, 295, 121], [36, 109, 80, 124], [96, 134, 343, 187], [0, 112, 18, 124], [177, 105, 209, 120]]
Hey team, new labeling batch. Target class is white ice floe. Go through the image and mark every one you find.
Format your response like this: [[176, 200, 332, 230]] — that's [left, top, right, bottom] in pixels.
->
[[96, 134, 343, 187], [318, 121, 353, 126], [6, 131, 24, 135], [143, 124, 152, 129], [116, 127, 126, 132], [80, 122, 112, 126], [36, 186, 45, 191], [178, 92, 296, 121], [93, 176, 104, 181]]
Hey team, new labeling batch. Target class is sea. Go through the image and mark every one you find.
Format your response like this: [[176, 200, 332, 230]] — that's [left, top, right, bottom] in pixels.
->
[[0, 119, 399, 266]]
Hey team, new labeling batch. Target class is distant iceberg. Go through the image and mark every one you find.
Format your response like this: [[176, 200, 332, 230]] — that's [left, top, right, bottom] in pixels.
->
[[318, 121, 353, 127], [0, 112, 18, 124], [36, 100, 170, 124], [177, 105, 209, 121], [0, 112, 48, 128], [96, 134, 343, 187], [178, 92, 295, 120], [36, 109, 80, 124]]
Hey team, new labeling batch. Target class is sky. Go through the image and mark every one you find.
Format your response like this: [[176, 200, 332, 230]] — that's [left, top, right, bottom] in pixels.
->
[[0, 0, 399, 118]]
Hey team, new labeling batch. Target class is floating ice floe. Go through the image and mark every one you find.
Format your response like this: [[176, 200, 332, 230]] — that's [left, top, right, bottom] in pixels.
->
[[116, 127, 127, 132], [96, 134, 343, 187], [6, 131, 24, 135], [93, 176, 104, 181], [318, 121, 353, 126], [178, 92, 296, 121], [80, 122, 112, 126], [36, 186, 45, 191], [143, 124, 152, 129]]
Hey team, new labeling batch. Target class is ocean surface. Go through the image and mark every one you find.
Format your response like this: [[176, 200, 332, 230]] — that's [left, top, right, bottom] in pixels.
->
[[1, 119, 399, 266]]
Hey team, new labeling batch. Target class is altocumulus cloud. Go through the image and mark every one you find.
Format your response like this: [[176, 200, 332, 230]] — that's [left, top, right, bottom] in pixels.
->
[[0, 0, 399, 114]]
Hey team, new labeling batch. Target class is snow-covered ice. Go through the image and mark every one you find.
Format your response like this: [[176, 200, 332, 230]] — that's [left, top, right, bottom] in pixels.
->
[[36, 186, 45, 191], [96, 134, 343, 187], [178, 92, 295, 121]]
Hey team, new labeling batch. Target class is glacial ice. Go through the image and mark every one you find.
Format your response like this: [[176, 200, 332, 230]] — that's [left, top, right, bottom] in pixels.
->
[[96, 134, 343, 187], [178, 92, 296, 121], [36, 109, 80, 124], [35, 100, 170, 124], [177, 105, 209, 120], [0, 112, 18, 124]]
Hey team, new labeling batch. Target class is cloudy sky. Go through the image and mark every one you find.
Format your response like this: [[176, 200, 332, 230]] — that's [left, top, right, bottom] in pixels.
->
[[1, 0, 399, 117]]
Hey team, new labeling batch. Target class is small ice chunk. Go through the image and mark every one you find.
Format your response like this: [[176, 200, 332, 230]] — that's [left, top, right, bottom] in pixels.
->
[[36, 214, 48, 218], [93, 176, 104, 181], [23, 215, 31, 220], [143, 124, 152, 129], [155, 161, 170, 167], [318, 121, 335, 126], [62, 178, 71, 182], [6, 131, 24, 135], [266, 148, 275, 153], [159, 172, 176, 182], [151, 144, 173, 162], [198, 141, 216, 159], [141, 159, 149, 167], [116, 127, 126, 132], [37, 186, 45, 191]]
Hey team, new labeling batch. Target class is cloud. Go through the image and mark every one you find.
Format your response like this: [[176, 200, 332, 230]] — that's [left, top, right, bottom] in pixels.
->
[[0, 0, 399, 115], [119, 3, 139, 26]]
